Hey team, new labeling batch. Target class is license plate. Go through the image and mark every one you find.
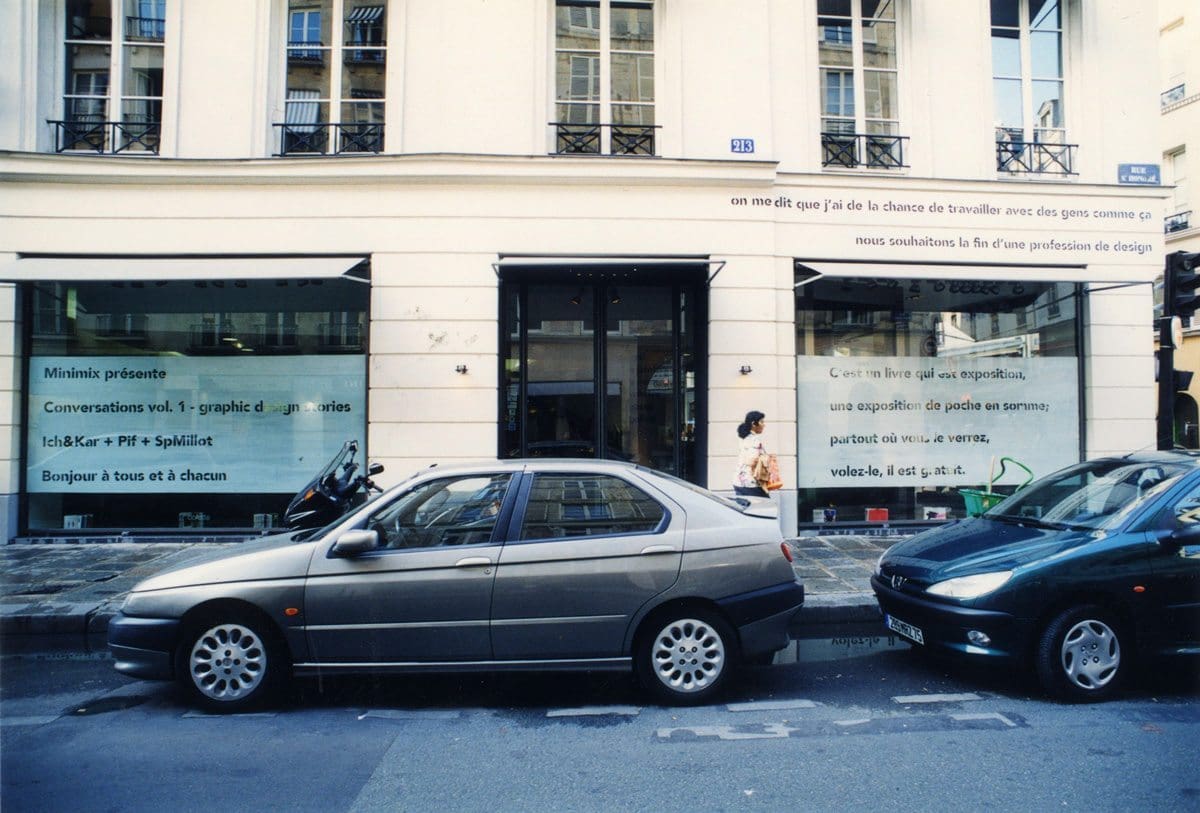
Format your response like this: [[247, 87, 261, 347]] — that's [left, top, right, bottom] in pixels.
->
[[885, 614, 925, 645]]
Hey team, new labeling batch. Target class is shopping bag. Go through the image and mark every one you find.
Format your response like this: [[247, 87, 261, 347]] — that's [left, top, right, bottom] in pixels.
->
[[764, 454, 783, 491], [752, 454, 771, 487]]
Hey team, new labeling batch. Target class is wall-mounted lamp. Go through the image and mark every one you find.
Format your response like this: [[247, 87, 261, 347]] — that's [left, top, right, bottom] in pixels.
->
[[739, 364, 753, 375], [455, 364, 469, 375], [609, 287, 622, 305], [569, 287, 584, 306]]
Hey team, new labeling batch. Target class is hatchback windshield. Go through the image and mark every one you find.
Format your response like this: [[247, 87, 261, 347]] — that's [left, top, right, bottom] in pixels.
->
[[986, 459, 1191, 530]]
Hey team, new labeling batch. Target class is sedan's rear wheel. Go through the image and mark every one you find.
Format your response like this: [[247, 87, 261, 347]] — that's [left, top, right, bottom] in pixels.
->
[[1035, 605, 1126, 702], [636, 610, 735, 705], [176, 612, 286, 713]]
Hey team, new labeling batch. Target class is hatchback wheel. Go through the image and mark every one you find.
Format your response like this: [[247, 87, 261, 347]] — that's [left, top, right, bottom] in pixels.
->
[[1035, 605, 1126, 702], [637, 610, 735, 705], [176, 612, 287, 713]]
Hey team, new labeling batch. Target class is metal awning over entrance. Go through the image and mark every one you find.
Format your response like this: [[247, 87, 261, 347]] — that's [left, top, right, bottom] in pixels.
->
[[494, 255, 727, 283], [794, 259, 1148, 286], [0, 255, 370, 283]]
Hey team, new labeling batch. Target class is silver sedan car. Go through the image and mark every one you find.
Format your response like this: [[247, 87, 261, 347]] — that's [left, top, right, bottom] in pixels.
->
[[108, 459, 804, 711]]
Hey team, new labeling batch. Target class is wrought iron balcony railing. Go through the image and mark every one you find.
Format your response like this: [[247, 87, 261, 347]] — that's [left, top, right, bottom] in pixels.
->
[[344, 49, 386, 64], [125, 15, 165, 40], [320, 321, 364, 350], [551, 123, 659, 156], [287, 42, 325, 63], [1162, 84, 1186, 109], [996, 140, 1077, 175], [49, 119, 160, 154], [274, 122, 384, 156], [1166, 211, 1193, 234], [820, 133, 908, 169]]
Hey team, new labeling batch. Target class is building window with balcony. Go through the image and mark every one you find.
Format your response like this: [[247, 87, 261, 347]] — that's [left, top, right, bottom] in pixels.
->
[[553, 0, 657, 157], [56, 0, 164, 154], [1165, 148, 1191, 235], [817, 0, 906, 170], [279, 0, 387, 156], [991, 0, 1075, 175]]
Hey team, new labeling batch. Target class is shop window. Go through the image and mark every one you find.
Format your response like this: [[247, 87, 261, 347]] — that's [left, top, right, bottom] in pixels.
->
[[991, 0, 1076, 175], [817, 0, 906, 170], [279, 0, 387, 155], [552, 0, 657, 156], [794, 273, 1081, 526], [56, 0, 164, 154], [23, 277, 369, 533]]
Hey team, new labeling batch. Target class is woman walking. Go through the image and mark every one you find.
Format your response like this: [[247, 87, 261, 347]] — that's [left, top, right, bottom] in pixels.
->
[[732, 410, 769, 497]]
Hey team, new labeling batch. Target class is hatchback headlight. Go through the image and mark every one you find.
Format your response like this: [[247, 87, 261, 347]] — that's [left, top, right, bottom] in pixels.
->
[[926, 570, 1013, 599], [874, 544, 896, 577]]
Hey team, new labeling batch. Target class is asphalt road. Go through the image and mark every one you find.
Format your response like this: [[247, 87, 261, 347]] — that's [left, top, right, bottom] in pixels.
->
[[1, 644, 1198, 812]]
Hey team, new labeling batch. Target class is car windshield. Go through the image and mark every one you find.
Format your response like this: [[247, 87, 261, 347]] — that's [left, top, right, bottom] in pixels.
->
[[986, 458, 1191, 530]]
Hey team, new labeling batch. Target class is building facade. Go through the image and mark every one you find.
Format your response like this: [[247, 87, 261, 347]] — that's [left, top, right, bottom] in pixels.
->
[[0, 0, 1166, 540], [1159, 0, 1200, 445]]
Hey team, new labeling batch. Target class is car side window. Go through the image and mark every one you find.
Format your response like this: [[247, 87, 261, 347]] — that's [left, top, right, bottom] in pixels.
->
[[1168, 482, 1200, 528], [519, 474, 665, 541], [367, 474, 512, 549]]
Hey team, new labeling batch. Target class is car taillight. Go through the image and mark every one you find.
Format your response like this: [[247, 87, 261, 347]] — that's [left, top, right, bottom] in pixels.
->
[[780, 542, 793, 562]]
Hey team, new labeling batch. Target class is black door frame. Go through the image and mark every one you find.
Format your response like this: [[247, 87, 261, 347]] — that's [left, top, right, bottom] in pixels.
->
[[498, 264, 709, 486]]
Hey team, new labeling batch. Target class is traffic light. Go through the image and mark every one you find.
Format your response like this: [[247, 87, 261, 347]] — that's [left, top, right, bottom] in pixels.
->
[[1166, 251, 1200, 319]]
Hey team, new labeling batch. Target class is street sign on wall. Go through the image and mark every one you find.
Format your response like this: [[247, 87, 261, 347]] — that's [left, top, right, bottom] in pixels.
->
[[1117, 164, 1161, 185]]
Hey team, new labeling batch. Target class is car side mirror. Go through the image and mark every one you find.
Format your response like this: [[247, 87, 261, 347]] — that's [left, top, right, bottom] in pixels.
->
[[333, 529, 379, 556], [1168, 523, 1200, 547]]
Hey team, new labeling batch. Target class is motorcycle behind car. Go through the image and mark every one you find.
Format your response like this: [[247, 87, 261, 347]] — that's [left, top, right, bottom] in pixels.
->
[[283, 440, 384, 532]]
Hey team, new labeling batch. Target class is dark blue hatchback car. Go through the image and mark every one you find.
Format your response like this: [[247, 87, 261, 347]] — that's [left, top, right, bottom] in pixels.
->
[[873, 452, 1200, 701]]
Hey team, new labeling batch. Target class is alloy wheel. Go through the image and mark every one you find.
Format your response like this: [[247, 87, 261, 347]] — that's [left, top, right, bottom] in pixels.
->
[[188, 622, 268, 703], [649, 618, 726, 695]]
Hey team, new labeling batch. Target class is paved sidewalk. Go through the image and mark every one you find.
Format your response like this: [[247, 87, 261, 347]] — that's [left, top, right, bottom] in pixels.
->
[[0, 534, 897, 651]]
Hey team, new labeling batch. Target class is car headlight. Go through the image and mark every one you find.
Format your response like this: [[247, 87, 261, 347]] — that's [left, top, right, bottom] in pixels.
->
[[926, 570, 1013, 599], [874, 544, 896, 577]]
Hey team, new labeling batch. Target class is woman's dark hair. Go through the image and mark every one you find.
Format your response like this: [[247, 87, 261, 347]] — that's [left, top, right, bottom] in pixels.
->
[[737, 410, 766, 438]]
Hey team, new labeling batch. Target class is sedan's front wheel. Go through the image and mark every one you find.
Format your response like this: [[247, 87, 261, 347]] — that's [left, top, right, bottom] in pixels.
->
[[176, 612, 287, 713], [636, 610, 735, 705], [1035, 605, 1126, 702]]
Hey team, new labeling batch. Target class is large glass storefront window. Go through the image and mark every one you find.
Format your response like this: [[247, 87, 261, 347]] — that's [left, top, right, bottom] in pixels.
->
[[795, 273, 1080, 525], [24, 277, 369, 532]]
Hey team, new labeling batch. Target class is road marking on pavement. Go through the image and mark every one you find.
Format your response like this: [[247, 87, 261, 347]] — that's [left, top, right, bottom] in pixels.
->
[[358, 709, 463, 721], [892, 692, 983, 704], [726, 700, 818, 712], [657, 713, 1026, 741], [547, 705, 641, 718], [657, 724, 793, 741], [951, 712, 1017, 728], [1, 715, 61, 727]]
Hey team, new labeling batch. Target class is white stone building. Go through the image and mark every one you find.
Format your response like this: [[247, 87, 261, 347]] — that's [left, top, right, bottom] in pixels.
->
[[0, 1, 1166, 539], [1160, 0, 1200, 444]]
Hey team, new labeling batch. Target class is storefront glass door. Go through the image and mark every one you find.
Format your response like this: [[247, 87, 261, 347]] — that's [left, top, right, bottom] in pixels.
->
[[501, 272, 703, 483]]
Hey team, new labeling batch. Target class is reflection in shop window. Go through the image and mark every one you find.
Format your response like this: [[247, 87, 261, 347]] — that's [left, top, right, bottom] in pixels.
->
[[24, 278, 369, 533], [794, 273, 1080, 526]]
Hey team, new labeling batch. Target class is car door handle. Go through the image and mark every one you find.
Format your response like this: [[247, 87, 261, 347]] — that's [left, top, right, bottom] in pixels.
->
[[455, 556, 493, 568], [640, 545, 676, 555]]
